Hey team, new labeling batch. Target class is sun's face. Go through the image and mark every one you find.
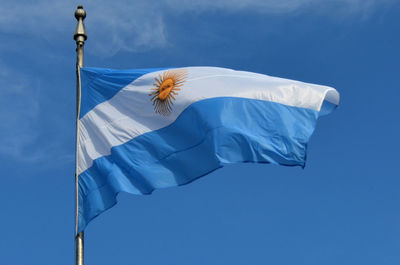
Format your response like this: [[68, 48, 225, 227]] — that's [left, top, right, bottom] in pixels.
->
[[150, 69, 187, 115]]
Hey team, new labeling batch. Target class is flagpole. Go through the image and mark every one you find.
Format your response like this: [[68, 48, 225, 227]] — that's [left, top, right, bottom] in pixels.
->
[[74, 5, 87, 265]]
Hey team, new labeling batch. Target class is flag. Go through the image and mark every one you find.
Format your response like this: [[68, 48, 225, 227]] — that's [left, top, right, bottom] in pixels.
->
[[77, 66, 339, 232]]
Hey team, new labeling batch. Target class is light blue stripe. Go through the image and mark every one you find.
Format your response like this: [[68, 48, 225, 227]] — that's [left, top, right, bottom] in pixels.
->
[[80, 67, 168, 118], [320, 100, 338, 116], [78, 97, 322, 232]]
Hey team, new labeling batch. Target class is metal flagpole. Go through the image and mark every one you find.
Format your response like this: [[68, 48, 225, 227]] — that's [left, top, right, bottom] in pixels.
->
[[74, 5, 87, 265]]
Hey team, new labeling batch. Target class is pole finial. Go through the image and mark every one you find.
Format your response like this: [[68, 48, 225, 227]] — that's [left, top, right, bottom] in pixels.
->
[[74, 5, 87, 42]]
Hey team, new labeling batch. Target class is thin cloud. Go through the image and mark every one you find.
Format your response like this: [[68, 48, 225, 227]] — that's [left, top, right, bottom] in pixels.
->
[[0, 66, 41, 162], [85, 1, 167, 56], [165, 0, 394, 14], [0, 63, 73, 166], [0, 0, 395, 56]]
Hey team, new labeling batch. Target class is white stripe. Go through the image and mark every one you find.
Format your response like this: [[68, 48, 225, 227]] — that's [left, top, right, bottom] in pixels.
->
[[78, 67, 339, 174]]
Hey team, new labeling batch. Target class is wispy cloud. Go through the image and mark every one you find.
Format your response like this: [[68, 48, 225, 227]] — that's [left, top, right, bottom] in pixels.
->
[[164, 0, 393, 14], [0, 62, 73, 166], [0, 1, 167, 56], [0, 64, 41, 162], [86, 2, 167, 56], [0, 0, 395, 56]]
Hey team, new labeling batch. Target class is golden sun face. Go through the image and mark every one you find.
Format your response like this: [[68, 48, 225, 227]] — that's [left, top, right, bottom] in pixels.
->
[[149, 69, 187, 115]]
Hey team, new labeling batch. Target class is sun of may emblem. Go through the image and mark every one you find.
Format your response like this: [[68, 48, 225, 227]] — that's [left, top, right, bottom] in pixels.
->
[[149, 69, 187, 116]]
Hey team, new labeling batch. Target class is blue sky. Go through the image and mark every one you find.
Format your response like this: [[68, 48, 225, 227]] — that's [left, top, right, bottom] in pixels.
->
[[1, 0, 399, 264]]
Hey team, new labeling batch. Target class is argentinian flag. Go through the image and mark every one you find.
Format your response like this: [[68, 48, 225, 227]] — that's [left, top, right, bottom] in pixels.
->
[[77, 66, 340, 232]]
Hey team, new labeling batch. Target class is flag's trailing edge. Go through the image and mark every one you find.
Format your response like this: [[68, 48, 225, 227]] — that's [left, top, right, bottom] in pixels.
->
[[77, 66, 339, 232]]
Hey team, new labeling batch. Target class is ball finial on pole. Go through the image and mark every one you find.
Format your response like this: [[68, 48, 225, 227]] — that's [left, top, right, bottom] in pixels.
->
[[75, 5, 86, 20], [74, 5, 87, 67], [74, 5, 87, 52]]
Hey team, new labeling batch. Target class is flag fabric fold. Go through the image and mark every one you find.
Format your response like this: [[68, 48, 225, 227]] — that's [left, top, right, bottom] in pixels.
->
[[77, 66, 339, 232]]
